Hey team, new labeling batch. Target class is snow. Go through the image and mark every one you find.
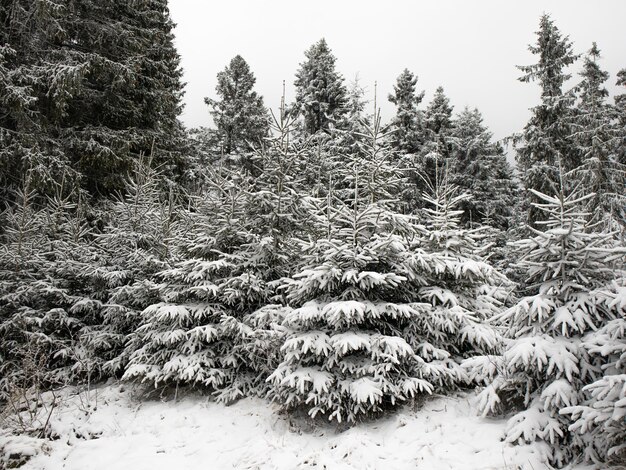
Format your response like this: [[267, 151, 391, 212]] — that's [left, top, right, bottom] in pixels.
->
[[1, 383, 564, 470]]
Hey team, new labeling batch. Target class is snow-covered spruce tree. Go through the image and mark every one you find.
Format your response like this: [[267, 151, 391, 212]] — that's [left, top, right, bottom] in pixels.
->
[[387, 69, 427, 212], [405, 177, 510, 373], [0, 176, 106, 399], [407, 86, 455, 211], [267, 200, 437, 423], [205, 55, 270, 156], [515, 14, 578, 226], [0, 0, 82, 201], [465, 181, 626, 467], [267, 115, 507, 423], [570, 43, 626, 230], [449, 107, 518, 230], [388, 69, 425, 155], [0, 0, 187, 198], [562, 280, 626, 467], [615, 69, 626, 168], [328, 76, 373, 160], [123, 100, 311, 402], [293, 38, 349, 136], [78, 159, 183, 377]]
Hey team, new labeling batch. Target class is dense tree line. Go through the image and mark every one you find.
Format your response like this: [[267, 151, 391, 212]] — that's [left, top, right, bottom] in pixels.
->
[[1, 8, 624, 469]]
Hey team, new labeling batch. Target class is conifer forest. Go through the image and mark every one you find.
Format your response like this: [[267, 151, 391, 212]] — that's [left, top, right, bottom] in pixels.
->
[[0, 2, 625, 469]]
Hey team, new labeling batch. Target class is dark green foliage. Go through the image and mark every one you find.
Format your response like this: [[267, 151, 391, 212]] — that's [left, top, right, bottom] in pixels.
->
[[0, 0, 186, 199]]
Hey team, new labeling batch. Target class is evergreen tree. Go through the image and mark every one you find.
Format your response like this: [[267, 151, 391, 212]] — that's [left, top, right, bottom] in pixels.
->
[[515, 14, 578, 225], [293, 39, 348, 135], [123, 101, 312, 401], [615, 69, 626, 167], [205, 55, 269, 155], [406, 86, 454, 210], [0, 177, 104, 397], [267, 119, 506, 423], [571, 43, 625, 229], [329, 76, 372, 159], [0, 0, 80, 201], [449, 107, 517, 230], [0, 0, 187, 198], [466, 183, 626, 467], [388, 69, 424, 155], [563, 282, 626, 466]]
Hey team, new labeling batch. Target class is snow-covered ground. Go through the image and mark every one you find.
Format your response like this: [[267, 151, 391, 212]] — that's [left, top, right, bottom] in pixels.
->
[[1, 384, 567, 469]]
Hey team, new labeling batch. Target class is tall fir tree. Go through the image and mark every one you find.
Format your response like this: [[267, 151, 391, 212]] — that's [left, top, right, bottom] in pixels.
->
[[205, 55, 269, 155], [571, 43, 625, 229], [123, 99, 312, 402], [515, 14, 578, 225], [449, 107, 517, 230], [388, 69, 425, 155], [408, 86, 455, 210], [0, 0, 187, 198], [293, 39, 348, 136], [615, 69, 626, 167]]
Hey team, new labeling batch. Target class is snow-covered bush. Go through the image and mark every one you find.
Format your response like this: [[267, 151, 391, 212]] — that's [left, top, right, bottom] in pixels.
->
[[467, 186, 626, 467]]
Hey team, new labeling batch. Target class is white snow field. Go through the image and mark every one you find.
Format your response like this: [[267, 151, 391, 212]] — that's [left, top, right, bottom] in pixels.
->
[[1, 383, 573, 470]]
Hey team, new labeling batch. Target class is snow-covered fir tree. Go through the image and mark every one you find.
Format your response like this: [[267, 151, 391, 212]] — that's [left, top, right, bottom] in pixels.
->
[[570, 43, 626, 229], [267, 116, 508, 423], [388, 69, 425, 155], [449, 107, 518, 230], [0, 176, 105, 398], [81, 159, 183, 376], [410, 86, 455, 209], [0, 0, 187, 198], [205, 55, 270, 155], [405, 176, 511, 373], [515, 14, 578, 226], [123, 100, 310, 402], [465, 178, 626, 467], [293, 39, 349, 136], [615, 69, 626, 168], [562, 281, 626, 467]]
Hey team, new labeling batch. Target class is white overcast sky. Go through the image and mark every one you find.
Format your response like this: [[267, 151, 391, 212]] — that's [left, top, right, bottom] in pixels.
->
[[168, 0, 626, 146]]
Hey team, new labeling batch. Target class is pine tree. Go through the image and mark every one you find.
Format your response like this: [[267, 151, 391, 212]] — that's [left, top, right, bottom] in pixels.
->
[[406, 177, 510, 373], [466, 181, 626, 467], [423, 87, 455, 171], [615, 69, 626, 167], [83, 159, 182, 376], [0, 0, 80, 201], [205, 55, 269, 155], [563, 282, 626, 466], [515, 14, 578, 225], [0, 176, 105, 398], [293, 39, 348, 136]]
